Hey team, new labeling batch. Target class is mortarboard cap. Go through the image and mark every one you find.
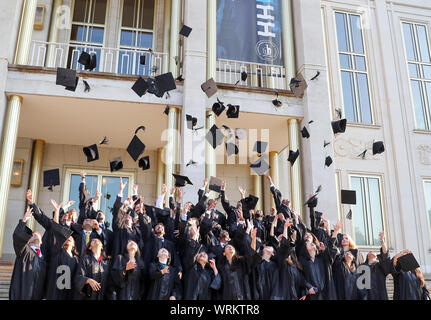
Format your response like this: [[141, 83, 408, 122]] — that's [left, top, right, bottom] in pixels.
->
[[43, 169, 60, 188], [304, 194, 318, 207], [325, 156, 333, 167], [155, 72, 176, 97], [332, 119, 347, 134], [226, 104, 240, 118], [209, 176, 223, 193], [164, 105, 170, 115], [155, 207, 171, 218], [212, 98, 226, 116], [180, 25, 192, 37], [173, 174, 193, 187], [346, 209, 352, 220], [65, 76, 79, 92], [83, 144, 99, 162], [146, 78, 158, 95], [109, 158, 123, 172], [301, 127, 310, 139], [225, 142, 239, 156], [86, 54, 97, 71], [235, 128, 247, 140], [140, 55, 146, 65], [201, 78, 218, 98], [341, 190, 356, 205], [78, 52, 91, 67], [253, 141, 268, 154], [127, 126, 146, 161], [244, 194, 259, 210], [250, 157, 271, 176], [397, 253, 420, 272], [288, 149, 300, 166], [241, 71, 248, 82], [186, 114, 198, 130], [132, 77, 149, 97], [56, 68, 77, 87], [206, 124, 225, 149], [289, 73, 308, 98], [372, 141, 385, 155], [138, 156, 150, 171]]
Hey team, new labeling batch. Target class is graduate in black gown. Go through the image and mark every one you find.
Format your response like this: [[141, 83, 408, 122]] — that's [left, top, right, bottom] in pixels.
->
[[147, 248, 182, 300], [111, 240, 145, 300], [333, 250, 363, 300], [216, 224, 262, 300], [361, 232, 391, 300], [75, 238, 110, 300], [298, 220, 340, 300], [183, 224, 221, 300], [78, 171, 101, 223], [391, 250, 424, 300], [9, 206, 46, 300], [26, 191, 80, 300]]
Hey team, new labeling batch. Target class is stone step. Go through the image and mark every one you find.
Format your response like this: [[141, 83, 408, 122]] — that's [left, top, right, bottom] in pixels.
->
[[0, 280, 10, 286]]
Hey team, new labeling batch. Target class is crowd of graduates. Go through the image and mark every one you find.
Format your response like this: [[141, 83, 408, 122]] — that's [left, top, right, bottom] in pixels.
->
[[9, 172, 430, 300]]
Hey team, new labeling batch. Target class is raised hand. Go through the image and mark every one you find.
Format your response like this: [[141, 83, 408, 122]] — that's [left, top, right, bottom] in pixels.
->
[[80, 171, 86, 180], [264, 174, 273, 185], [333, 220, 342, 235], [23, 207, 33, 223], [94, 191, 102, 202], [133, 184, 138, 195], [26, 189, 34, 204], [203, 178, 208, 188], [50, 199, 63, 212], [126, 260, 137, 271], [379, 232, 385, 243], [238, 186, 246, 197], [170, 187, 175, 195], [64, 200, 75, 210], [161, 183, 167, 194], [221, 180, 226, 191], [119, 178, 127, 193]]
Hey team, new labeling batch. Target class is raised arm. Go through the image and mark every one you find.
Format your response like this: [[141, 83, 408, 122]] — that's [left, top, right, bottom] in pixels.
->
[[12, 207, 34, 256], [26, 189, 52, 231], [265, 174, 282, 210]]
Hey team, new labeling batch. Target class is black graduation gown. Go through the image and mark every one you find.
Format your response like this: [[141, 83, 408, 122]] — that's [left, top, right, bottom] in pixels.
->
[[253, 259, 280, 300], [392, 266, 422, 300], [217, 251, 262, 300], [111, 253, 145, 300], [333, 257, 362, 300], [75, 254, 110, 300], [9, 220, 46, 300], [147, 262, 182, 300], [298, 237, 338, 300], [362, 249, 391, 300]]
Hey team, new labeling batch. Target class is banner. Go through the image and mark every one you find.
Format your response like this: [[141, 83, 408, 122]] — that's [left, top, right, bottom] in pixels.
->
[[216, 0, 284, 66]]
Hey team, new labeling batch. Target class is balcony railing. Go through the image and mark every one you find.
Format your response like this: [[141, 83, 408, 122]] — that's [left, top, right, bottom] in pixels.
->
[[29, 40, 168, 77], [216, 58, 287, 90]]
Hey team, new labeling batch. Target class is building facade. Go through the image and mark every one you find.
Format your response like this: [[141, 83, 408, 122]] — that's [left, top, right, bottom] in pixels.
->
[[0, 0, 430, 277]]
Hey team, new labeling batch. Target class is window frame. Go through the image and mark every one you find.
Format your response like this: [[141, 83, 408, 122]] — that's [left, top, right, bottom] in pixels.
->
[[334, 10, 375, 125], [117, 0, 157, 75], [69, 0, 110, 70], [401, 20, 431, 130], [348, 174, 386, 248], [62, 167, 135, 212]]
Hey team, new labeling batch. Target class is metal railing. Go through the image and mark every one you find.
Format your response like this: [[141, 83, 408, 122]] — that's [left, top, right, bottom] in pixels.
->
[[216, 58, 287, 90], [29, 40, 168, 77]]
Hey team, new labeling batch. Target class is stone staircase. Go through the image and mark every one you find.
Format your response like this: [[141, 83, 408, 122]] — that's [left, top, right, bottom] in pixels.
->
[[0, 262, 13, 300], [386, 274, 394, 300]]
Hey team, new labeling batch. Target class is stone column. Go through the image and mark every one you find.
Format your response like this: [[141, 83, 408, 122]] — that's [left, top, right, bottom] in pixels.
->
[[288, 118, 303, 218], [14, 0, 38, 65], [269, 151, 279, 210], [169, 0, 181, 77], [27, 139, 45, 230], [164, 107, 178, 202], [253, 174, 263, 211], [0, 96, 22, 257]]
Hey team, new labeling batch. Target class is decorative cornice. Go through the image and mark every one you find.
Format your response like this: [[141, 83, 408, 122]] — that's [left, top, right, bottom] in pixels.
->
[[334, 137, 381, 160]]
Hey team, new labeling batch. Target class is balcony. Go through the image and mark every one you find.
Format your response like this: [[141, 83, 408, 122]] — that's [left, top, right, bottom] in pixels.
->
[[216, 58, 287, 91], [29, 40, 168, 77]]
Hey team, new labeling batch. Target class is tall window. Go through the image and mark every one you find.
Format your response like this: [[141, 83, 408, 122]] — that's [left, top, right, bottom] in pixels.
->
[[335, 12, 373, 124], [402, 22, 431, 130], [63, 169, 134, 230], [118, 0, 155, 75], [69, 0, 108, 71], [350, 176, 384, 246], [425, 180, 431, 234]]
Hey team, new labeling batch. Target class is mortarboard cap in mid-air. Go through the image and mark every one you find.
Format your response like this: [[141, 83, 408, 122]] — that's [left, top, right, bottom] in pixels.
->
[[397, 253, 420, 272], [244, 194, 259, 210], [139, 55, 146, 65], [301, 127, 310, 139], [83, 144, 99, 162], [212, 98, 226, 116], [179, 25, 192, 37], [154, 72, 177, 97], [56, 68, 77, 88], [332, 119, 347, 134], [43, 169, 60, 188], [138, 156, 150, 171], [109, 158, 123, 172], [241, 71, 248, 82], [206, 124, 225, 149], [186, 114, 198, 130], [173, 174, 193, 187], [346, 209, 353, 220], [201, 78, 218, 98], [325, 156, 333, 167], [250, 157, 271, 176], [226, 104, 240, 118], [288, 149, 300, 166], [225, 142, 239, 156], [253, 141, 268, 154], [372, 141, 385, 155], [289, 73, 308, 98], [132, 77, 149, 97], [127, 126, 146, 161], [341, 190, 357, 205]]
